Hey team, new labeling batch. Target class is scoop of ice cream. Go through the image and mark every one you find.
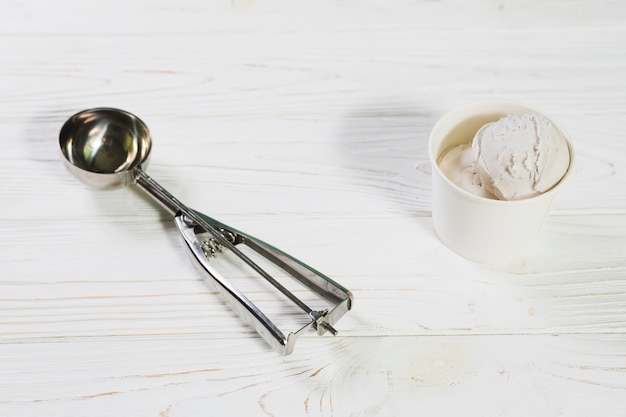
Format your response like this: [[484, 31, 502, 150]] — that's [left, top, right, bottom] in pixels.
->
[[471, 113, 570, 201], [438, 143, 496, 199]]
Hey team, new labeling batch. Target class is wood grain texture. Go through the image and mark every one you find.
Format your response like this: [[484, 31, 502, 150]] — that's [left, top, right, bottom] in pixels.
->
[[1, 0, 626, 415]]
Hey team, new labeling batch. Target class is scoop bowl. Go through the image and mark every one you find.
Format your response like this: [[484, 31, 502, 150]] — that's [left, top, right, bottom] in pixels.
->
[[59, 108, 152, 188]]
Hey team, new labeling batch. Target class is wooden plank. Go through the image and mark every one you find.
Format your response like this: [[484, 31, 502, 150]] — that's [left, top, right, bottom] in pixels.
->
[[2, 334, 626, 416], [1, 214, 624, 342]]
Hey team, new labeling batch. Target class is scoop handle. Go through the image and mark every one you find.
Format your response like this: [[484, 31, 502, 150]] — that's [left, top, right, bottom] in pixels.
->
[[134, 167, 185, 216], [133, 168, 274, 276], [175, 209, 352, 355], [133, 167, 353, 354]]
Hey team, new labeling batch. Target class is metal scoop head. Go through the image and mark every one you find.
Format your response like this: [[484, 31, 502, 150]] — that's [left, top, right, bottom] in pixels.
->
[[59, 108, 152, 188]]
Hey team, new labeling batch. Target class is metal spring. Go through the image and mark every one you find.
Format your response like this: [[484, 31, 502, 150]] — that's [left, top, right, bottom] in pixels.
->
[[201, 238, 222, 257], [201, 228, 237, 257]]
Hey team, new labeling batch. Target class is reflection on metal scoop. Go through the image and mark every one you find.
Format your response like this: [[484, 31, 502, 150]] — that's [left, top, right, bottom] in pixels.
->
[[59, 108, 352, 355]]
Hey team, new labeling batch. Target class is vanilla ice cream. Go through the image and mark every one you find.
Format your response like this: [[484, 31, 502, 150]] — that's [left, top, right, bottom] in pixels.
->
[[437, 143, 495, 199], [437, 112, 570, 201]]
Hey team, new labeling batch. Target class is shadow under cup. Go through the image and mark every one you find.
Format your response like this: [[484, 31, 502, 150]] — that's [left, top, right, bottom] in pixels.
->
[[428, 101, 574, 262]]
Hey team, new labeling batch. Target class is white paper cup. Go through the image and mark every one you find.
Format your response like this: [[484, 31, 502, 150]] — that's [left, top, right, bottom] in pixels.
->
[[428, 101, 574, 262]]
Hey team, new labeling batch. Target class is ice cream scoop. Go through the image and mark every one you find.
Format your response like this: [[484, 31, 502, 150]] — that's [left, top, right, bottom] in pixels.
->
[[472, 112, 570, 201], [59, 107, 352, 355]]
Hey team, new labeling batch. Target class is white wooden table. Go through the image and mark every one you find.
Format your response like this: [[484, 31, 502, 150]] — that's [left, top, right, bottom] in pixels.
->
[[2, 1, 626, 415]]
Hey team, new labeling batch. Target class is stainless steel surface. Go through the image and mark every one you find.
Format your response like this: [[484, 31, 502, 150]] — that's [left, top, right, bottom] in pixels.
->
[[58, 107, 353, 355], [59, 108, 152, 189]]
